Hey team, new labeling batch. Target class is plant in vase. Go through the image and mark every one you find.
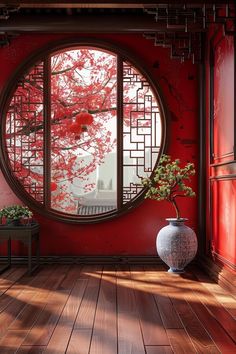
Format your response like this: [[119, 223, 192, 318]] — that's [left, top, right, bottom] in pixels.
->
[[0, 205, 33, 226], [141, 154, 198, 273]]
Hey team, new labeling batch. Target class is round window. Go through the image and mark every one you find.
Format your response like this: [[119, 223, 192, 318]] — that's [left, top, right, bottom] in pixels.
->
[[0, 42, 167, 222]]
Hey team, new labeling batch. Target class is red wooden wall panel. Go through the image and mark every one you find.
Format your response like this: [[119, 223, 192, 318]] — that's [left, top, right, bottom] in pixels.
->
[[213, 34, 234, 163], [206, 25, 236, 271], [211, 179, 236, 265], [0, 33, 198, 256]]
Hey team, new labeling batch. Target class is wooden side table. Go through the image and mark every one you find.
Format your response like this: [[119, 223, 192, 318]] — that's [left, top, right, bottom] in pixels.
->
[[0, 223, 40, 275]]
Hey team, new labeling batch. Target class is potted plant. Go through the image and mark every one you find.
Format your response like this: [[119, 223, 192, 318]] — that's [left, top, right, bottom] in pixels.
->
[[141, 154, 198, 273], [0, 205, 33, 226]]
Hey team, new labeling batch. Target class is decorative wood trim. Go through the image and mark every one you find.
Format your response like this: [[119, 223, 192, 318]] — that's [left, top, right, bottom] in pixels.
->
[[117, 55, 123, 210], [209, 161, 236, 179], [198, 55, 207, 256], [209, 181, 213, 255], [213, 152, 235, 161], [0, 255, 199, 268], [210, 160, 236, 167], [0, 255, 164, 265], [0, 1, 227, 7], [43, 56, 51, 208], [0, 14, 170, 33], [0, 4, 234, 64], [210, 174, 236, 180], [209, 40, 214, 164], [198, 255, 236, 295]]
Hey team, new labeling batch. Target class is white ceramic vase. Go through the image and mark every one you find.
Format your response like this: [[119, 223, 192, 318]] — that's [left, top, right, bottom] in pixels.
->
[[156, 218, 198, 273]]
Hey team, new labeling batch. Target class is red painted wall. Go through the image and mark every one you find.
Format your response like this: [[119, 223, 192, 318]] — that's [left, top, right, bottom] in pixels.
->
[[206, 25, 236, 270], [211, 179, 236, 265], [0, 34, 199, 256]]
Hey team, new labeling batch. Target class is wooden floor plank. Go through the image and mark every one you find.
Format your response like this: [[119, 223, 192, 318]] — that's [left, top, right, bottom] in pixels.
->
[[131, 266, 169, 346], [0, 287, 26, 315], [145, 268, 222, 353], [145, 267, 183, 329], [155, 295, 183, 330], [117, 267, 137, 314], [0, 267, 28, 311], [143, 267, 183, 329], [0, 267, 26, 295], [22, 290, 70, 346], [192, 267, 236, 318], [9, 290, 51, 331], [0, 329, 27, 353], [156, 270, 224, 353], [145, 346, 173, 354], [167, 329, 196, 353], [0, 267, 17, 281], [90, 266, 117, 354], [0, 289, 38, 339], [9, 266, 68, 331], [58, 265, 82, 291], [75, 270, 101, 329], [160, 269, 235, 353], [117, 267, 146, 354], [0, 264, 234, 353], [182, 271, 236, 343], [66, 329, 92, 354], [118, 311, 146, 354], [185, 291, 236, 353], [0, 266, 55, 314], [17, 346, 46, 353], [171, 296, 221, 353], [21, 266, 73, 346], [44, 279, 87, 354], [79, 265, 103, 280]]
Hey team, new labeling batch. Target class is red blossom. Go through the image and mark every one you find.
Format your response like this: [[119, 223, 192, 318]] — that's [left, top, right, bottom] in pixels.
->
[[50, 182, 57, 192], [69, 123, 82, 134], [76, 112, 93, 126]]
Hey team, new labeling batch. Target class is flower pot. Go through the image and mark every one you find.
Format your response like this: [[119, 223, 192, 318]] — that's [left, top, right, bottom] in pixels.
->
[[7, 218, 21, 226], [156, 218, 198, 273], [20, 217, 32, 225]]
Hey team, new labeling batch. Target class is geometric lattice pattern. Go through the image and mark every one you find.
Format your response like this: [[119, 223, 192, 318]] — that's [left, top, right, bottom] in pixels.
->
[[144, 4, 235, 63], [144, 32, 202, 64], [5, 62, 44, 202], [123, 62, 162, 204]]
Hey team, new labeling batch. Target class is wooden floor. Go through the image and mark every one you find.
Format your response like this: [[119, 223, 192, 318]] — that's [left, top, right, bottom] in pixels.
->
[[0, 264, 235, 353]]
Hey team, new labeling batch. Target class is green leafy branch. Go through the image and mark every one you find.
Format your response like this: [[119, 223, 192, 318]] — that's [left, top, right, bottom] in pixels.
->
[[141, 154, 196, 219], [0, 205, 33, 220]]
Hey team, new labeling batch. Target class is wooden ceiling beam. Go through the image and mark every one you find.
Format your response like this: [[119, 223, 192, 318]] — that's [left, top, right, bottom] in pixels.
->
[[0, 0, 229, 8], [0, 14, 204, 33]]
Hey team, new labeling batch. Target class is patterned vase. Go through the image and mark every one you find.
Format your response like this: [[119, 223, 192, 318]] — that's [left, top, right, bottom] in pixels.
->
[[156, 218, 198, 273]]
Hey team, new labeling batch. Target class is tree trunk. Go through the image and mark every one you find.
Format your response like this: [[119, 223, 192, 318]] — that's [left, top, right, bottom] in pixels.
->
[[171, 199, 180, 219]]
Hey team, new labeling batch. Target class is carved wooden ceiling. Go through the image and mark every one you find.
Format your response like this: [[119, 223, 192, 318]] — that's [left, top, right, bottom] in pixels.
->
[[0, 1, 235, 63]]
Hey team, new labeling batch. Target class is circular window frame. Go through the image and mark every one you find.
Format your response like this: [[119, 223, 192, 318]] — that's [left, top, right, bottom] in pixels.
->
[[0, 38, 168, 223]]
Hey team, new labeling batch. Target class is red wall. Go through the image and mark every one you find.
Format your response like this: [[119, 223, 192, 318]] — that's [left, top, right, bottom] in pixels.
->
[[0, 34, 199, 256], [206, 25, 236, 270]]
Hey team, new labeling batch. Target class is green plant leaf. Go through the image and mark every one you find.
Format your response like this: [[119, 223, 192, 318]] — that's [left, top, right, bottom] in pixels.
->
[[141, 154, 196, 219]]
